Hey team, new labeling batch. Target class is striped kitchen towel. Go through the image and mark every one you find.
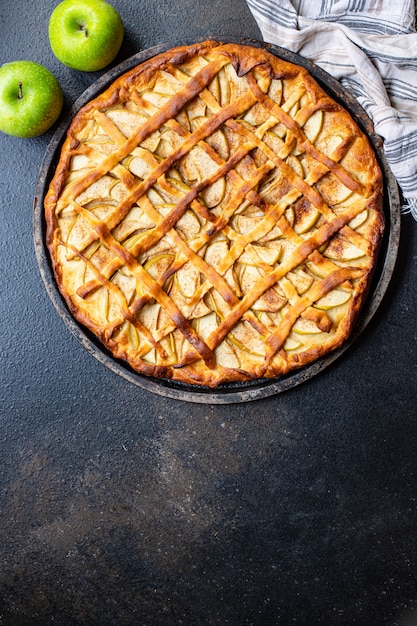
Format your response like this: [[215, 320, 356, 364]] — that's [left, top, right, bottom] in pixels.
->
[[246, 0, 417, 220]]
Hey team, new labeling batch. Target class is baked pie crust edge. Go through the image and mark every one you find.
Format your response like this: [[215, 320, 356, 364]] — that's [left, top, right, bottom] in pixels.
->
[[44, 40, 385, 388]]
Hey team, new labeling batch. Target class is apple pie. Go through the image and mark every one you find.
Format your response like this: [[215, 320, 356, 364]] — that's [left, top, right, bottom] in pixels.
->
[[45, 40, 384, 387]]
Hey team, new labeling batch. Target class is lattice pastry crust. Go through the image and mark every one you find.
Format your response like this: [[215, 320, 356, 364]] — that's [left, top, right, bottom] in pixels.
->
[[45, 41, 384, 387]]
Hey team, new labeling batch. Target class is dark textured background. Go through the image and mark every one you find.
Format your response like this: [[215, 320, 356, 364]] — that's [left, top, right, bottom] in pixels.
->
[[1, 1, 417, 624]]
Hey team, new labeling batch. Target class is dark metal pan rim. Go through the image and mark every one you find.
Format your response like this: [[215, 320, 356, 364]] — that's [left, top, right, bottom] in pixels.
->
[[33, 36, 401, 404]]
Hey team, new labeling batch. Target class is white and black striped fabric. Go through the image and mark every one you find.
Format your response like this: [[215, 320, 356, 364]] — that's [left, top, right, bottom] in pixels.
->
[[246, 0, 417, 219]]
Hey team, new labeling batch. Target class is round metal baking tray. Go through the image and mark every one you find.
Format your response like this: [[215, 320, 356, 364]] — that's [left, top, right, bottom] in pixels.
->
[[33, 37, 401, 404]]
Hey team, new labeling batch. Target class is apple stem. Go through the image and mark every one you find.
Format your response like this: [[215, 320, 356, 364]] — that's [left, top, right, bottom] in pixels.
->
[[18, 82, 23, 100], [80, 24, 89, 38]]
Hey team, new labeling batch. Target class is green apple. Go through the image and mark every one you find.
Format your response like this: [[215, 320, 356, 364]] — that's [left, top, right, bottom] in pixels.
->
[[49, 0, 124, 72], [0, 61, 63, 138]]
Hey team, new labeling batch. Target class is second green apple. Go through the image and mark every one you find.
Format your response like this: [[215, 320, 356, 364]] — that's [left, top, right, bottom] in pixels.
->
[[49, 0, 124, 72]]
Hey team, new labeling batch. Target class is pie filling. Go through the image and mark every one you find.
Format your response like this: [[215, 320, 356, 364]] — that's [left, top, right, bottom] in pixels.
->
[[45, 41, 384, 387]]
